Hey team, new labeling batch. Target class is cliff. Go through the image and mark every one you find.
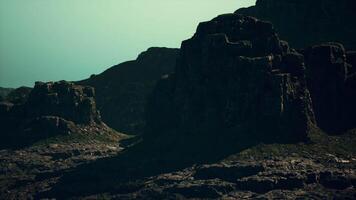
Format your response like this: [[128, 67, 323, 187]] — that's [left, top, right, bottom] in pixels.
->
[[146, 14, 316, 152], [236, 0, 356, 50], [78, 47, 179, 134], [0, 81, 109, 148]]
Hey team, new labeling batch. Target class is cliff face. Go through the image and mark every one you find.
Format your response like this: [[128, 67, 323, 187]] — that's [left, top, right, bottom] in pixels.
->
[[0, 81, 105, 148], [146, 14, 316, 148], [79, 47, 179, 134], [26, 81, 101, 124], [5, 86, 32, 104], [303, 43, 356, 133], [236, 0, 356, 50], [0, 87, 13, 101]]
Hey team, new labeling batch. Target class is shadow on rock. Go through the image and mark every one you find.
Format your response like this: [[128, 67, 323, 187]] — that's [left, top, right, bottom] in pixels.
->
[[38, 130, 261, 199]]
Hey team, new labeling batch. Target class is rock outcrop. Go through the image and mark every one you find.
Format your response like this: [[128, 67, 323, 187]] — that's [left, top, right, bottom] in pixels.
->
[[0, 81, 106, 148], [236, 0, 356, 50], [303, 43, 356, 133], [146, 14, 316, 148], [26, 81, 101, 124], [0, 87, 13, 101], [5, 86, 32, 104], [78, 47, 179, 135]]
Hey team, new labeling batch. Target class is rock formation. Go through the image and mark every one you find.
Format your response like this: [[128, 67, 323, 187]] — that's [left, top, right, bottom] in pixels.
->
[[78, 47, 179, 135], [26, 81, 101, 124], [145, 14, 316, 147], [236, 0, 356, 50], [4, 86, 32, 104], [0, 87, 13, 100], [302, 43, 356, 133], [0, 81, 106, 148]]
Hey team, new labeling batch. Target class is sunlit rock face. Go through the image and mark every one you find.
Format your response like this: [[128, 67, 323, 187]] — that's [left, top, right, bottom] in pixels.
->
[[236, 0, 356, 50], [146, 14, 316, 145]]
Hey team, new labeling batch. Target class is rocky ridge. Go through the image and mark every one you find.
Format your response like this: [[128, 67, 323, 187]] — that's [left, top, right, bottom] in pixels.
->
[[236, 0, 356, 50], [0, 5, 356, 200], [303, 43, 356, 133], [0, 81, 116, 148], [79, 47, 179, 135], [146, 14, 316, 148]]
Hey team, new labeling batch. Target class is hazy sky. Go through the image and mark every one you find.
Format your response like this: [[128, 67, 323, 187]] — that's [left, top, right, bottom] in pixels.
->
[[0, 0, 255, 88]]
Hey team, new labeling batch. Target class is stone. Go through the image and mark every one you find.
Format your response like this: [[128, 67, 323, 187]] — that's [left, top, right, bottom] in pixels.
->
[[78, 47, 179, 134], [145, 14, 315, 148], [26, 81, 101, 124], [194, 163, 264, 182], [21, 116, 77, 143], [347, 51, 356, 74], [303, 43, 356, 133], [5, 86, 32, 104], [235, 0, 356, 50], [0, 81, 106, 148]]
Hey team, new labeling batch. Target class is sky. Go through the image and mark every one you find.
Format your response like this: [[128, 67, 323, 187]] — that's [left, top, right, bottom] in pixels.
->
[[0, 0, 255, 88]]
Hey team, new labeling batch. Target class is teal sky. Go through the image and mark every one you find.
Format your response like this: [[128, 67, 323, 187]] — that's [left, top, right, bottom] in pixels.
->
[[0, 0, 255, 88]]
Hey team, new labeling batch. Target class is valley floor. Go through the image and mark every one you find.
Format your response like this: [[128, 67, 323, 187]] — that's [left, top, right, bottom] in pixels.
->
[[0, 128, 355, 199]]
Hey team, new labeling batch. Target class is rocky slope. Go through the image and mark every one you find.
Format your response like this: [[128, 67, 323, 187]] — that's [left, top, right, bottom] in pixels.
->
[[0, 81, 128, 199], [33, 126, 356, 199], [32, 14, 355, 199], [78, 47, 179, 135], [1, 8, 356, 200], [236, 0, 356, 50], [0, 129, 126, 200]]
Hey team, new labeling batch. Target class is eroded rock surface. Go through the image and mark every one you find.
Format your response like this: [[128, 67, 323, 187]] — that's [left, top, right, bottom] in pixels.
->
[[79, 47, 179, 134], [303, 43, 356, 133], [236, 0, 356, 50], [0, 81, 110, 148], [146, 14, 316, 147]]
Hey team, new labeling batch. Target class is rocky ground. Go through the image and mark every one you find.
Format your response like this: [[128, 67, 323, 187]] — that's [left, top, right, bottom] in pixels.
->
[[76, 129, 355, 199], [1, 2, 356, 199], [0, 130, 128, 200], [3, 127, 348, 200]]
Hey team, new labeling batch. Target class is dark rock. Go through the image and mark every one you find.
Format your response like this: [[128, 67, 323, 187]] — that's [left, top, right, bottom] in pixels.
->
[[194, 163, 263, 182], [0, 81, 105, 148], [78, 47, 179, 134], [236, 0, 356, 50], [26, 81, 101, 124], [280, 53, 306, 77], [236, 176, 277, 193], [21, 116, 76, 143], [0, 87, 14, 100], [319, 171, 353, 190], [165, 180, 235, 199], [347, 51, 356, 74], [5, 86, 32, 104], [304, 43, 356, 133], [145, 14, 315, 150]]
